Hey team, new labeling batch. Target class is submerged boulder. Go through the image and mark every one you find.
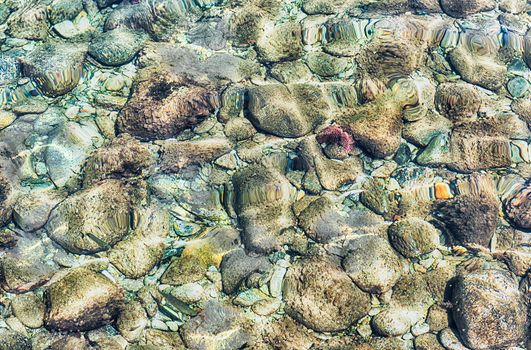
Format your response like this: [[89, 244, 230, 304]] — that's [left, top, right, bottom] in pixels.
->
[[283, 254, 370, 332], [45, 268, 124, 331], [19, 43, 87, 97], [117, 70, 219, 141], [452, 269, 527, 349], [45, 179, 133, 254]]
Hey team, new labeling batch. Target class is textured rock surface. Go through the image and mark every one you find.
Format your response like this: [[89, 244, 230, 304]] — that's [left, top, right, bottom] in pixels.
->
[[452, 269, 528, 349], [283, 254, 370, 332], [1, 0, 530, 348], [45, 268, 124, 331]]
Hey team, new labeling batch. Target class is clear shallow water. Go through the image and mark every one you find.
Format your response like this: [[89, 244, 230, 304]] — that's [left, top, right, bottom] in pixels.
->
[[0, 0, 529, 349]]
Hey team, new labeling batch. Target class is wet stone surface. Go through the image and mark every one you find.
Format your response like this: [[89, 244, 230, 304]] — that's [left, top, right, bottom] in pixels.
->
[[0, 0, 529, 349]]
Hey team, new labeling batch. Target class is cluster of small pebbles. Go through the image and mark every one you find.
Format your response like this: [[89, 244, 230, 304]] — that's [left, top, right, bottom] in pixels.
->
[[0, 0, 529, 350]]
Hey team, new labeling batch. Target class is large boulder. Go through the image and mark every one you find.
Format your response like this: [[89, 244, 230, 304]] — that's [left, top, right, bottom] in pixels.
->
[[19, 43, 87, 97], [117, 69, 219, 141], [283, 254, 370, 332], [45, 179, 133, 254], [452, 269, 528, 349]]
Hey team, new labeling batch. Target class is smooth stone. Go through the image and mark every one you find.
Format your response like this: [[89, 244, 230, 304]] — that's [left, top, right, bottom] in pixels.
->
[[342, 235, 402, 294], [89, 28, 147, 66], [45, 268, 124, 331], [452, 269, 527, 349], [388, 218, 440, 258], [11, 293, 45, 329], [507, 77, 529, 98]]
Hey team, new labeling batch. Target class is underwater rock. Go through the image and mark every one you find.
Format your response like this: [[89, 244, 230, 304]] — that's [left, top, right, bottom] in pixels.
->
[[507, 76, 529, 98], [116, 300, 147, 342], [83, 133, 154, 185], [108, 205, 169, 278], [440, 0, 496, 18], [220, 248, 272, 294], [47, 0, 83, 24], [371, 273, 434, 337], [97, 0, 121, 8], [45, 267, 124, 331], [305, 51, 351, 77], [388, 218, 440, 258], [338, 85, 412, 158], [283, 253, 370, 332], [342, 235, 402, 294], [224, 117, 256, 141], [160, 137, 232, 172], [299, 136, 362, 191], [232, 164, 296, 254], [0, 171, 14, 226], [161, 227, 241, 285], [104, 3, 153, 32], [448, 45, 507, 91], [298, 195, 351, 243], [6, 6, 48, 40], [452, 269, 527, 349], [434, 192, 499, 247], [45, 120, 103, 189], [270, 61, 313, 83], [117, 70, 219, 141], [187, 18, 228, 51], [435, 82, 481, 121], [448, 124, 512, 173], [180, 300, 250, 350], [19, 43, 87, 97], [0, 329, 31, 350], [11, 293, 45, 329], [0, 231, 57, 293], [511, 98, 531, 127], [504, 184, 531, 229], [45, 179, 133, 254], [244, 84, 329, 138], [139, 44, 258, 85], [12, 187, 65, 232], [357, 35, 424, 82], [89, 28, 147, 66]]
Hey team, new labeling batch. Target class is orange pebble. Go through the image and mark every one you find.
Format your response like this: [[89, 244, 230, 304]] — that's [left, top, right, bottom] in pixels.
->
[[434, 182, 453, 199]]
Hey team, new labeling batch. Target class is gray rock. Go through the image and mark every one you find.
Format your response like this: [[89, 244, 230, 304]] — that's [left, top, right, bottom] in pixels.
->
[[342, 235, 402, 293], [244, 84, 329, 138], [388, 218, 440, 257], [116, 300, 148, 342], [19, 43, 87, 97], [452, 269, 528, 349], [440, 0, 496, 18], [283, 254, 370, 332], [7, 6, 48, 40], [12, 98, 48, 115], [180, 300, 250, 350], [13, 187, 65, 232], [89, 28, 147, 66], [44, 120, 103, 188], [232, 164, 296, 254], [220, 248, 271, 294], [298, 195, 350, 243]]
